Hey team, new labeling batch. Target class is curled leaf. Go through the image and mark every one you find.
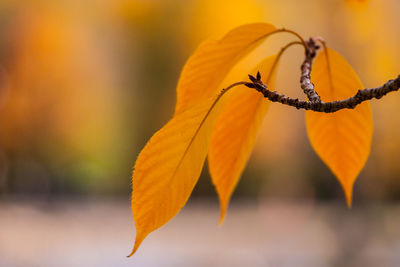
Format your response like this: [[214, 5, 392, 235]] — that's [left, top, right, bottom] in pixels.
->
[[306, 47, 373, 206]]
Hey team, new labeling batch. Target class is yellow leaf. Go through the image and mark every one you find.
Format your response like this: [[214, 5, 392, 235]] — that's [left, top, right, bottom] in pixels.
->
[[130, 91, 231, 256], [174, 23, 277, 115], [208, 55, 279, 223], [306, 47, 373, 206]]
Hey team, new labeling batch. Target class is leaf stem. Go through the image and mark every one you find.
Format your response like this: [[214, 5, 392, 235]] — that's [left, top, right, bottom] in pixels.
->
[[266, 41, 303, 82], [277, 28, 308, 52]]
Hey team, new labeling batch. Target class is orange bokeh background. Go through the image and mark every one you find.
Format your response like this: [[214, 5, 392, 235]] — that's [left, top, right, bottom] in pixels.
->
[[0, 1, 400, 266]]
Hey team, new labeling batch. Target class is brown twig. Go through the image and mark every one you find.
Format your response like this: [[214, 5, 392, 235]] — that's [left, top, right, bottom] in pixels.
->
[[300, 38, 322, 103], [245, 74, 400, 113]]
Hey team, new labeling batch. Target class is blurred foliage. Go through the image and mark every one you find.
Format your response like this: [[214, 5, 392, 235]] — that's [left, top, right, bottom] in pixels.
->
[[0, 0, 399, 203]]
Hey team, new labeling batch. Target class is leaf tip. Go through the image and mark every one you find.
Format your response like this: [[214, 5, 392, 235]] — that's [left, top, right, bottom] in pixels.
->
[[345, 191, 353, 209], [218, 207, 227, 226], [127, 243, 139, 258], [217, 196, 231, 226], [127, 249, 136, 258], [127, 231, 146, 257], [342, 182, 354, 208]]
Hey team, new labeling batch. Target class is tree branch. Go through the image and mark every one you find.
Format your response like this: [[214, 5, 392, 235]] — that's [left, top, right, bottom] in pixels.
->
[[243, 36, 400, 113], [245, 74, 400, 113]]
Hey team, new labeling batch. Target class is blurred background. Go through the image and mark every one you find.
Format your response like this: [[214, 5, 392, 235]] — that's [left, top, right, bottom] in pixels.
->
[[0, 0, 399, 266]]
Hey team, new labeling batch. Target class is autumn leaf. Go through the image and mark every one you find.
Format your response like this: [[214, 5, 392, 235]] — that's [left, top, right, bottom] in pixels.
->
[[129, 89, 236, 256], [208, 55, 279, 223], [174, 23, 277, 115], [306, 47, 373, 206]]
